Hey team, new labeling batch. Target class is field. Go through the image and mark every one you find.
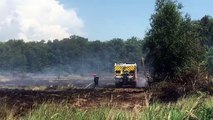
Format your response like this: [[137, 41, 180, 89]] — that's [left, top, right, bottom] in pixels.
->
[[0, 73, 212, 120]]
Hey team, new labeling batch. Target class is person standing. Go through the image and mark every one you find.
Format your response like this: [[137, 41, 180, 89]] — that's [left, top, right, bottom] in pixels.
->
[[93, 74, 99, 87]]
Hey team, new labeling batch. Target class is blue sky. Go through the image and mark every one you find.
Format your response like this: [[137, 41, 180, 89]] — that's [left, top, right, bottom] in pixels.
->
[[0, 0, 212, 41], [59, 0, 213, 41]]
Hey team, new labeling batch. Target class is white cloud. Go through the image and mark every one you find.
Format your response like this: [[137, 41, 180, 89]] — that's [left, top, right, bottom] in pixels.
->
[[0, 0, 84, 41]]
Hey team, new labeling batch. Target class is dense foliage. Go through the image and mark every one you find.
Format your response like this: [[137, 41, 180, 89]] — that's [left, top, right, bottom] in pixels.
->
[[207, 48, 213, 75], [198, 15, 213, 47], [0, 36, 144, 73], [143, 0, 211, 81], [197, 16, 213, 76]]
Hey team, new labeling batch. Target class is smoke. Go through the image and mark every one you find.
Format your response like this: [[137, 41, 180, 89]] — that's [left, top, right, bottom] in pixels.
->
[[0, 0, 84, 41], [0, 47, 145, 88], [136, 77, 149, 88]]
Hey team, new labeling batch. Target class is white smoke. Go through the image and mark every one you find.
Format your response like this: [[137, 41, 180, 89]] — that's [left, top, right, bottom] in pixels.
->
[[0, 0, 84, 41], [136, 77, 149, 88]]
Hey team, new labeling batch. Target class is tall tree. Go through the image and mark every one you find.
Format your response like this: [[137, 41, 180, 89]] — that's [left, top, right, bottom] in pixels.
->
[[199, 16, 213, 47], [143, 0, 204, 81], [207, 47, 213, 76]]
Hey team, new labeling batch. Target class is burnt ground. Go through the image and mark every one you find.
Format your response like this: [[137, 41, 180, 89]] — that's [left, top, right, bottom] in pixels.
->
[[0, 74, 151, 117], [0, 85, 187, 117], [0, 84, 211, 117], [0, 88, 148, 117], [0, 73, 115, 88], [0, 74, 211, 117]]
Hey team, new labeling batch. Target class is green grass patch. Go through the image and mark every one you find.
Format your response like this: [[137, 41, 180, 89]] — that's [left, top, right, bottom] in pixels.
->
[[21, 94, 213, 120]]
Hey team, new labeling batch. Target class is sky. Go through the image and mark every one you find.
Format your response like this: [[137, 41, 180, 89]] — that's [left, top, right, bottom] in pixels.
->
[[0, 0, 213, 41]]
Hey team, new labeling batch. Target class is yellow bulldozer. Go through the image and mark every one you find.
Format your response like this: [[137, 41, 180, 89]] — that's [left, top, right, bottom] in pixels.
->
[[114, 63, 137, 87]]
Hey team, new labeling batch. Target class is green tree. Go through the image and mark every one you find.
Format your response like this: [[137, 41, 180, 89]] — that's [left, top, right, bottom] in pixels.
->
[[199, 16, 213, 47], [143, 0, 204, 81], [24, 41, 51, 72], [124, 37, 143, 65], [6, 40, 27, 71], [207, 47, 213, 75]]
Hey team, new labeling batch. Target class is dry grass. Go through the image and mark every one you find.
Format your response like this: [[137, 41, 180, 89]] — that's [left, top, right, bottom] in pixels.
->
[[0, 92, 212, 120], [0, 98, 16, 120]]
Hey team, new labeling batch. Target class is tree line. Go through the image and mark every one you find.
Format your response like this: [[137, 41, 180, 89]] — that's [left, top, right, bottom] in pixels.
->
[[0, 0, 213, 82], [0, 36, 144, 74]]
